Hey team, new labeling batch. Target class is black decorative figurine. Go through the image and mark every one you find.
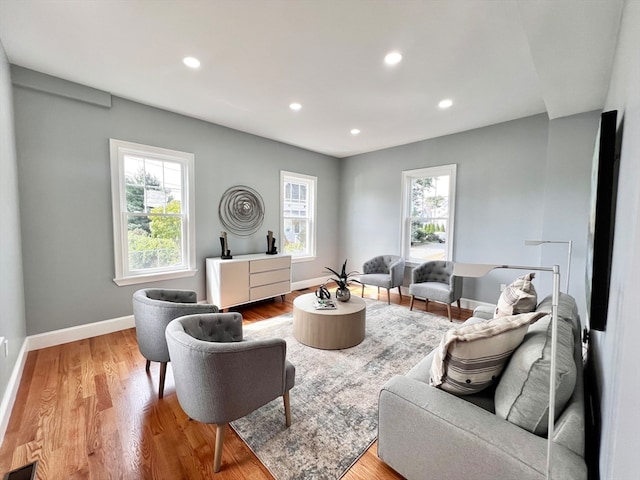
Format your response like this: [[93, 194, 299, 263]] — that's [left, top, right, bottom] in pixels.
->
[[266, 230, 278, 255], [220, 231, 232, 259]]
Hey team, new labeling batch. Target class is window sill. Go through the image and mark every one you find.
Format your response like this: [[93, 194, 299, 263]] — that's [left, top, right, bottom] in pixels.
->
[[113, 269, 197, 286], [291, 255, 317, 264]]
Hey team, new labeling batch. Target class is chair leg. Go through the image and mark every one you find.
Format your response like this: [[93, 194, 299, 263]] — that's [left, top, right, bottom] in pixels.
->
[[214, 423, 227, 473], [377, 286, 380, 300], [361, 284, 365, 298], [158, 362, 167, 399], [409, 295, 415, 310], [397, 286, 403, 301], [457, 299, 461, 312], [447, 304, 452, 322], [145, 359, 151, 373], [283, 391, 292, 427], [424, 299, 429, 311], [386, 288, 391, 305]]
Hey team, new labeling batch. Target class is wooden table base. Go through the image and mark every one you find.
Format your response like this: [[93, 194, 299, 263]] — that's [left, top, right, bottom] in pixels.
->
[[292, 293, 366, 349]]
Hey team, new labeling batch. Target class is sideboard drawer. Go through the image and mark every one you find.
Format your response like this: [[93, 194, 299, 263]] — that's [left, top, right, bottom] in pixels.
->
[[250, 268, 291, 287], [250, 256, 291, 273], [250, 281, 291, 301]]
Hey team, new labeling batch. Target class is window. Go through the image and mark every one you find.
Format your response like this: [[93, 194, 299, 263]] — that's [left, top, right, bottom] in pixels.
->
[[110, 139, 196, 285], [281, 171, 317, 261], [401, 164, 457, 264]]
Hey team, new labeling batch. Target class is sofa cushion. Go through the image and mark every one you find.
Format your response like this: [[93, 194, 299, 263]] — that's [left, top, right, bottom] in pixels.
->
[[430, 311, 546, 395], [494, 313, 577, 435], [494, 273, 538, 318]]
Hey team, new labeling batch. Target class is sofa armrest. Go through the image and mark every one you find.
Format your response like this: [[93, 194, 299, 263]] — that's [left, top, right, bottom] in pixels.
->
[[378, 375, 586, 480]]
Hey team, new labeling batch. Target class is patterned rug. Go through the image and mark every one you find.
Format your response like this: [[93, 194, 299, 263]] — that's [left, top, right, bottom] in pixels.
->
[[230, 298, 458, 480]]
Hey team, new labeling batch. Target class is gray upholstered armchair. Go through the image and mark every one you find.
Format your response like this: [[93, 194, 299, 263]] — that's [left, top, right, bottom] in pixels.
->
[[409, 260, 462, 321], [165, 312, 295, 473], [359, 255, 405, 304], [132, 288, 219, 398]]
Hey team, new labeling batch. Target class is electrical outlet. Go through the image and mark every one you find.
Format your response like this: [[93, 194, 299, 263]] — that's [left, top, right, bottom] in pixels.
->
[[500, 283, 507, 292]]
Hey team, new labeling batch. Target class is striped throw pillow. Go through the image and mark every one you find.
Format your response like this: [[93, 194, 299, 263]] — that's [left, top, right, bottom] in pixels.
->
[[430, 311, 546, 395]]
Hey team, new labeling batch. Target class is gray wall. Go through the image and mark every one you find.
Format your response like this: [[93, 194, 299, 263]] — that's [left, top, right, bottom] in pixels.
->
[[595, 0, 640, 477], [12, 69, 340, 336], [0, 42, 26, 402], [340, 111, 600, 318]]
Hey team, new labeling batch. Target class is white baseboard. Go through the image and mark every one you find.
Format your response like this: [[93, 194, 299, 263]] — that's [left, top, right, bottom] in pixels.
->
[[0, 339, 28, 447], [26, 315, 135, 351], [291, 276, 326, 291], [460, 297, 495, 312]]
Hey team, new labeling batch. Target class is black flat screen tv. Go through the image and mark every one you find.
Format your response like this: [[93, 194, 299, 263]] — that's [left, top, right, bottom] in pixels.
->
[[585, 110, 622, 332]]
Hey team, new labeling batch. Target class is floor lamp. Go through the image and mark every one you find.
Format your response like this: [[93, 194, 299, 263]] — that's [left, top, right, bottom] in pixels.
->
[[453, 262, 560, 480], [524, 240, 572, 293]]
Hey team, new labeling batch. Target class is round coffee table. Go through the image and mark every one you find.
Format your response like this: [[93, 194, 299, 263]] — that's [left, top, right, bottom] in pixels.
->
[[292, 293, 366, 349]]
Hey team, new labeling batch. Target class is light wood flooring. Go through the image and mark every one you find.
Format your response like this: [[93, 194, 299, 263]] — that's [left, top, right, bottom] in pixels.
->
[[0, 285, 472, 479]]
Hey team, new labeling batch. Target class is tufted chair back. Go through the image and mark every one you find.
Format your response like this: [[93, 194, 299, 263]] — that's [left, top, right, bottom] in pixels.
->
[[166, 312, 295, 472], [412, 260, 455, 285]]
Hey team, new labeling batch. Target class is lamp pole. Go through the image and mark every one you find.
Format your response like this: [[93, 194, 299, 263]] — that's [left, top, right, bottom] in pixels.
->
[[453, 262, 561, 480], [524, 240, 572, 293]]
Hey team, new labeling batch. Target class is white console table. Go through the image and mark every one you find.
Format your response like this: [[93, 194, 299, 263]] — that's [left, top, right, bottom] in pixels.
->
[[205, 254, 292, 309]]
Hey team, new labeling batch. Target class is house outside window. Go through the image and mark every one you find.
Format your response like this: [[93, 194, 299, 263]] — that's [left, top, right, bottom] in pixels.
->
[[281, 171, 316, 261], [110, 139, 196, 286], [401, 164, 457, 264]]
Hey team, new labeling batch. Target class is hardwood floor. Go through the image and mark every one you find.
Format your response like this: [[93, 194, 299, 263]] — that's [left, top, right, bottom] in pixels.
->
[[0, 285, 472, 479]]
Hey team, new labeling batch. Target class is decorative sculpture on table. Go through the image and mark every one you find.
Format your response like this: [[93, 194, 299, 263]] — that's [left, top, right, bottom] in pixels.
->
[[315, 284, 331, 300], [266, 230, 278, 255], [218, 185, 265, 236], [220, 231, 232, 259]]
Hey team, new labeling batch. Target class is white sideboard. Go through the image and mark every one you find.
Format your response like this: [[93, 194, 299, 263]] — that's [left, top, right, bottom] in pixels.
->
[[205, 254, 292, 309]]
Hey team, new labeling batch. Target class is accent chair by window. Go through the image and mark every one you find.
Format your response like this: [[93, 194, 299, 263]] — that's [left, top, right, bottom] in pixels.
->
[[409, 260, 462, 321], [359, 255, 405, 305]]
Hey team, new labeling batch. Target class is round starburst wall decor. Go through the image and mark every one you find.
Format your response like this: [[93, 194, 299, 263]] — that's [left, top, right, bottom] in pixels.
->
[[218, 185, 265, 236]]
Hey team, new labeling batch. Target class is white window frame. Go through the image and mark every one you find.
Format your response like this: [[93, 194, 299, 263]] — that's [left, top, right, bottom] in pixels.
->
[[110, 139, 196, 286], [400, 164, 457, 265], [280, 171, 317, 262]]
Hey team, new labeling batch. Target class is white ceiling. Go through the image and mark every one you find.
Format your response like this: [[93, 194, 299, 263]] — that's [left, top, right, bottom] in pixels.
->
[[0, 0, 624, 158]]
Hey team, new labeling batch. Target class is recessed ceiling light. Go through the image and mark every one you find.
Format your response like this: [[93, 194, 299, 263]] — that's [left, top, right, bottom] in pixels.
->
[[350, 129, 361, 135], [183, 57, 201, 69], [384, 51, 403, 65], [289, 103, 302, 111], [438, 98, 453, 109]]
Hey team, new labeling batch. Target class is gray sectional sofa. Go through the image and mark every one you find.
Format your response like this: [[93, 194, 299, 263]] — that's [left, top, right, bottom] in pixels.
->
[[378, 293, 587, 480]]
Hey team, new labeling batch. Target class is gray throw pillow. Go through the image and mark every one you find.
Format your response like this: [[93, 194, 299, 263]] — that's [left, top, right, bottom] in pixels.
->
[[494, 314, 577, 435]]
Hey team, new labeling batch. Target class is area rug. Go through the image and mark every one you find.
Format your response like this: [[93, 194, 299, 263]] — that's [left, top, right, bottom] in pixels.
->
[[230, 299, 458, 480]]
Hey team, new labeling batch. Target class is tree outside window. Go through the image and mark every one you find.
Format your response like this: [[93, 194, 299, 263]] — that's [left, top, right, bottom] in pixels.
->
[[110, 139, 195, 286], [402, 165, 457, 263]]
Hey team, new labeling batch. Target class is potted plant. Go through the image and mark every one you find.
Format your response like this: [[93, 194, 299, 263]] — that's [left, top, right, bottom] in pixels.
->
[[324, 259, 361, 302]]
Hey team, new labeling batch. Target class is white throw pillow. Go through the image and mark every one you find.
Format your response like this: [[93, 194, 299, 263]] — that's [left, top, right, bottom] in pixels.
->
[[494, 273, 538, 318], [430, 311, 546, 395]]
